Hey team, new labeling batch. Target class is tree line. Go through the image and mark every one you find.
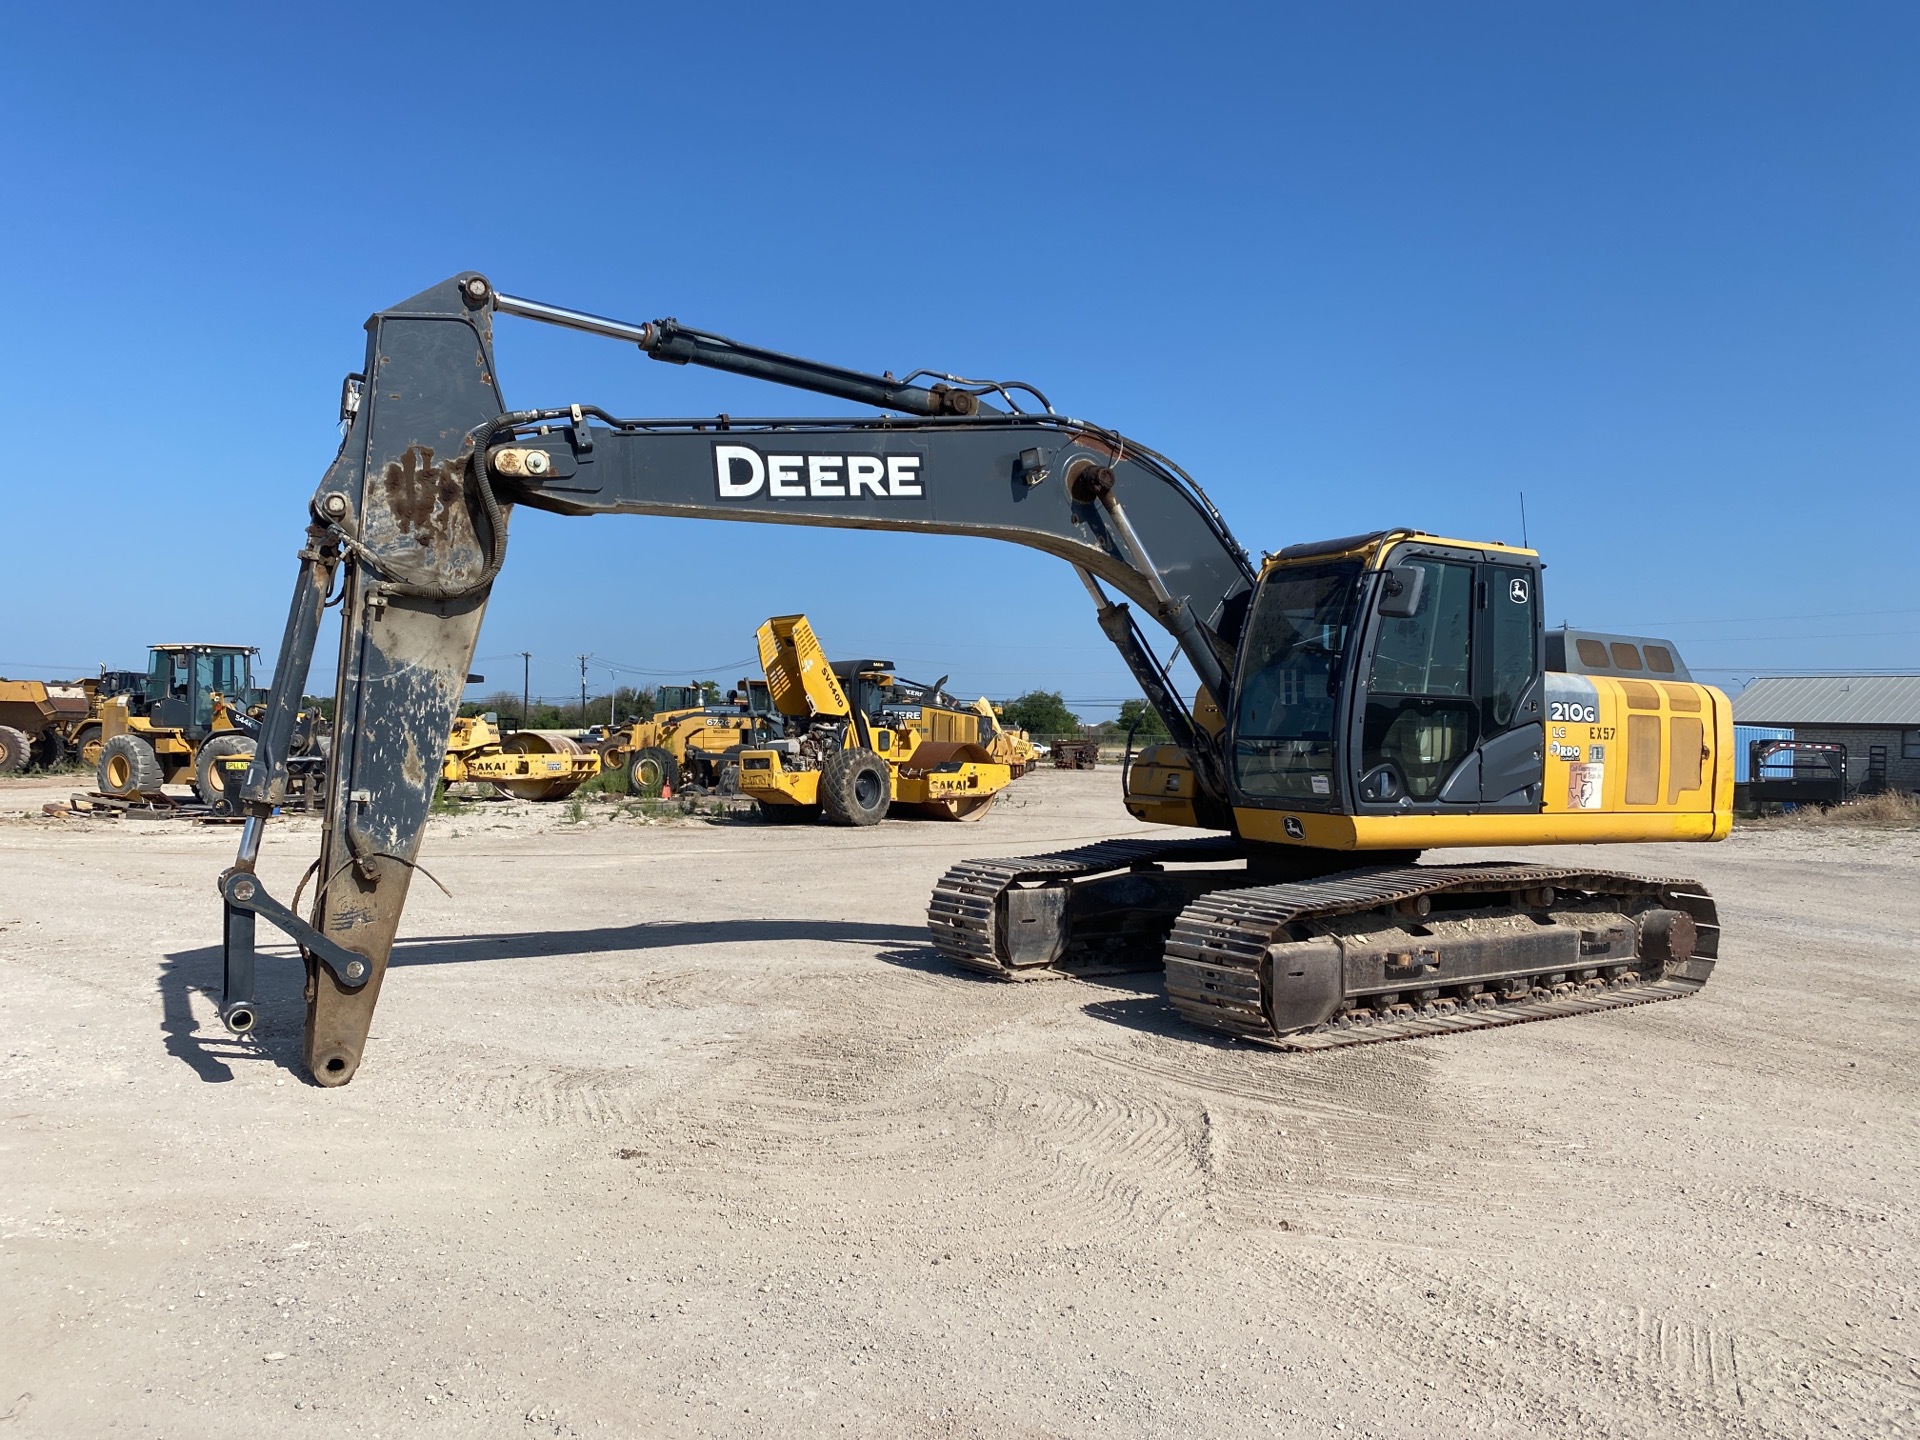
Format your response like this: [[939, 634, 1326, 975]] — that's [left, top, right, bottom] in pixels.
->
[[313, 683, 1179, 740], [995, 691, 1168, 741]]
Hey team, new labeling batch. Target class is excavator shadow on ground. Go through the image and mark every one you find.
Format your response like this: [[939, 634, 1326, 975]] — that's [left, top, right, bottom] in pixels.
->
[[160, 919, 936, 1084]]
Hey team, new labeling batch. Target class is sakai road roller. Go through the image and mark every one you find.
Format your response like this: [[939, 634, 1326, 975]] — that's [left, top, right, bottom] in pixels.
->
[[217, 274, 1730, 1084], [440, 714, 601, 801]]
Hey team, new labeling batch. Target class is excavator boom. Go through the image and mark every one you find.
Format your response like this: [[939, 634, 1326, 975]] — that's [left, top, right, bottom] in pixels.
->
[[222, 274, 1253, 1083]]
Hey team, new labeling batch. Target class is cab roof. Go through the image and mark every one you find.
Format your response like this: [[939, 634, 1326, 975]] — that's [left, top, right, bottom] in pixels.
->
[[1266, 529, 1538, 568]]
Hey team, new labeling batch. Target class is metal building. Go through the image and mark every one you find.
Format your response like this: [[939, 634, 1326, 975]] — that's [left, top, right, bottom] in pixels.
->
[[1730, 675, 1920, 795]]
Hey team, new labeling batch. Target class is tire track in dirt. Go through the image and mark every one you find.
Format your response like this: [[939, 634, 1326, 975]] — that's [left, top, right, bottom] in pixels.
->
[[982, 1082, 1211, 1243], [1087, 1036, 1569, 1230], [1202, 1248, 1899, 1440]]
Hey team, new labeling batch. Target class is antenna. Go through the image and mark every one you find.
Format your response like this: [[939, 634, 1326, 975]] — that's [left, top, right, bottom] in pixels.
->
[[1519, 490, 1530, 549]]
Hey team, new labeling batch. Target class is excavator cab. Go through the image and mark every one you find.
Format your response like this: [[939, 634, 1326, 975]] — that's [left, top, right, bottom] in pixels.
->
[[1222, 530, 1728, 852], [1230, 534, 1545, 817]]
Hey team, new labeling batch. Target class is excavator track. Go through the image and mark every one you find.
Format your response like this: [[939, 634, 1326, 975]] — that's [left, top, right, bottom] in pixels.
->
[[927, 836, 1247, 978], [1164, 862, 1719, 1050]]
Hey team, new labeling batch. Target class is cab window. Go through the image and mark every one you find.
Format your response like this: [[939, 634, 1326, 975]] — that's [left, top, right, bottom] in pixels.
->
[[1231, 562, 1358, 803], [1361, 560, 1476, 800], [1482, 565, 1537, 729], [146, 649, 171, 702]]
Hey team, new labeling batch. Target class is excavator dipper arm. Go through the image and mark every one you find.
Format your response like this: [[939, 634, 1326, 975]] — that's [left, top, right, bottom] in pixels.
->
[[223, 273, 1254, 1084]]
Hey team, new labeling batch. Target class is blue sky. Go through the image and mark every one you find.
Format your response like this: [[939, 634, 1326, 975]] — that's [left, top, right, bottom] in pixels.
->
[[3, 3, 1914, 713]]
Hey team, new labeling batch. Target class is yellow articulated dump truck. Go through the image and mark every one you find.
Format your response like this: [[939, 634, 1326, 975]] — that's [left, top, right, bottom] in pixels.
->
[[739, 615, 1013, 825], [0, 678, 92, 771]]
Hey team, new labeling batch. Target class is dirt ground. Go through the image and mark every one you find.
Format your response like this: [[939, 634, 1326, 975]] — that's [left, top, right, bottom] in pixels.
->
[[1, 769, 1915, 1439]]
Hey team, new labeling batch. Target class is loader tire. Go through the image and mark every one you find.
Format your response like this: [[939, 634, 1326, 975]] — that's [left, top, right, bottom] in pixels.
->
[[820, 747, 890, 827], [194, 733, 257, 806], [30, 729, 67, 770], [98, 734, 163, 797], [0, 725, 31, 772], [627, 746, 680, 796], [73, 724, 104, 768]]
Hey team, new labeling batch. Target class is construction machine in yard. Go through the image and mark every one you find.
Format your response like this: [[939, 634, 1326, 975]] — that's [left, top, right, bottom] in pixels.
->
[[84, 643, 325, 808], [0, 678, 93, 771], [972, 701, 1043, 777], [600, 680, 780, 794], [438, 681, 776, 802], [441, 714, 600, 801], [739, 615, 1011, 824], [217, 274, 1730, 1084]]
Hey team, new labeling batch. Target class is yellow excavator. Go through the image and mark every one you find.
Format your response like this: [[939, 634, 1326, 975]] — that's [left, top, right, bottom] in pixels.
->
[[216, 274, 1730, 1084], [739, 615, 1011, 823]]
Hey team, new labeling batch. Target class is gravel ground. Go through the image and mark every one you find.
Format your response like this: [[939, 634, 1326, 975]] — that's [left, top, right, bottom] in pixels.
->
[[1, 769, 1915, 1438]]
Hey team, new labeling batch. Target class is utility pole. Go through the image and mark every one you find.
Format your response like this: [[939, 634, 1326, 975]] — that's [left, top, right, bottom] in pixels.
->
[[577, 653, 590, 727], [609, 667, 618, 727], [519, 651, 532, 727]]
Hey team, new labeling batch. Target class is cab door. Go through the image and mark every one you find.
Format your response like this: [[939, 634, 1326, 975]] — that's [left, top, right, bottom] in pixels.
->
[[1468, 559, 1545, 808], [1349, 548, 1543, 812]]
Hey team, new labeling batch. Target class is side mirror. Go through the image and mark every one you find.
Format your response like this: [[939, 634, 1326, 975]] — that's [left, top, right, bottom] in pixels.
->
[[1379, 564, 1426, 618]]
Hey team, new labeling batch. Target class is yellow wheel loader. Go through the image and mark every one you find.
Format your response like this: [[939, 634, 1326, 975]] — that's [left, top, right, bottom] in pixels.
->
[[738, 615, 1012, 825], [597, 680, 779, 795], [88, 644, 326, 807]]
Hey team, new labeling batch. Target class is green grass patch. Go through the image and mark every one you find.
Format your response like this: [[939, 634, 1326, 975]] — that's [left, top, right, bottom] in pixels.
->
[[431, 782, 475, 815]]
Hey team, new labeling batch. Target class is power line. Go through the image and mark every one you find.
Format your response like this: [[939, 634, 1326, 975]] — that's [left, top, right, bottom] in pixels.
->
[[1613, 606, 1920, 628], [1681, 627, 1920, 644], [591, 653, 755, 677]]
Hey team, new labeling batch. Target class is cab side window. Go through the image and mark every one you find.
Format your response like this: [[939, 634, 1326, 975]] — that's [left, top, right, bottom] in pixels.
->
[[1362, 560, 1477, 799], [146, 649, 170, 702], [1482, 565, 1538, 730], [1369, 561, 1472, 697]]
